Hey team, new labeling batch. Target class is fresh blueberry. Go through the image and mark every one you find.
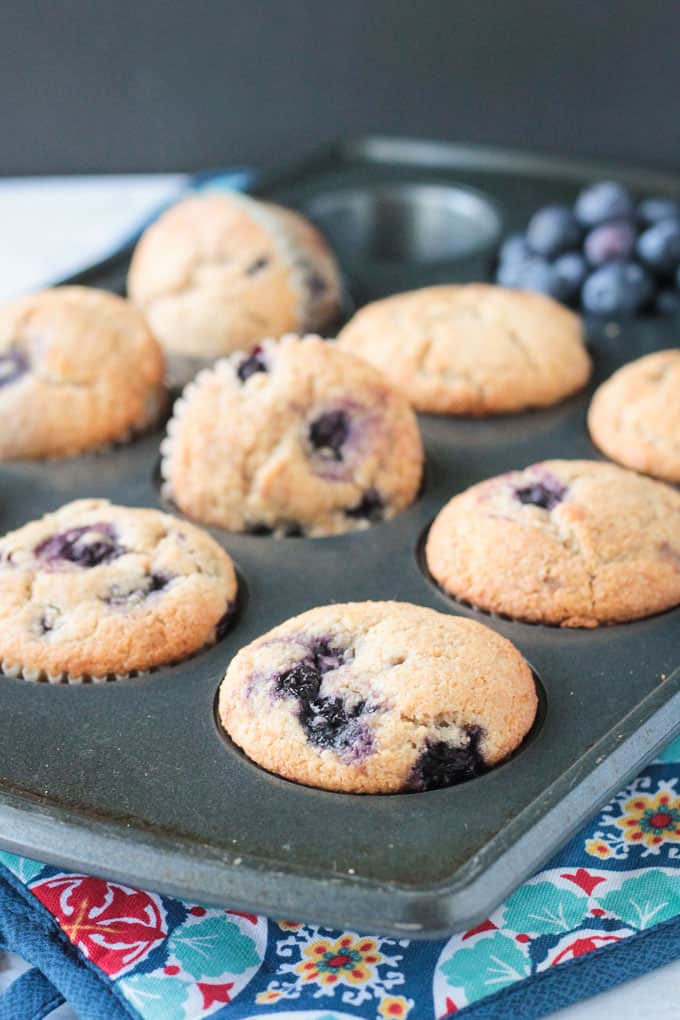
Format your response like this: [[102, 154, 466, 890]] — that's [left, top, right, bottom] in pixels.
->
[[345, 489, 384, 522], [636, 219, 680, 273], [654, 289, 680, 316], [497, 233, 531, 265], [35, 524, 123, 568], [496, 254, 555, 295], [308, 410, 350, 461], [581, 262, 653, 317], [526, 205, 581, 258], [245, 255, 270, 275], [515, 476, 567, 511], [637, 197, 680, 227], [407, 727, 487, 791], [552, 252, 588, 304], [236, 346, 268, 382], [496, 257, 524, 288], [574, 180, 634, 227], [0, 347, 29, 388], [583, 220, 636, 266]]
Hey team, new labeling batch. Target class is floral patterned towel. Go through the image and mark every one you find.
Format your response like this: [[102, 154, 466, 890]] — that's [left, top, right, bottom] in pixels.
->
[[0, 737, 679, 1020]]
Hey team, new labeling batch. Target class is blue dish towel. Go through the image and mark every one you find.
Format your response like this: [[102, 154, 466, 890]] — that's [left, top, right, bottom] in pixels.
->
[[1, 171, 679, 1018], [0, 736, 679, 1020]]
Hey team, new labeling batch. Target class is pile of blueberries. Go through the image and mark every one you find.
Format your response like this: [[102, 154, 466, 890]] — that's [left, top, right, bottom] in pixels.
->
[[496, 180, 680, 317]]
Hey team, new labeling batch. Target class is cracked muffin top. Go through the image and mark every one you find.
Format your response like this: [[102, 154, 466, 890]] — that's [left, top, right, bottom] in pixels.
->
[[0, 499, 238, 680], [588, 349, 680, 483], [127, 192, 343, 386], [160, 334, 424, 537], [426, 460, 680, 627], [218, 600, 537, 793], [336, 283, 591, 415], [0, 287, 166, 459]]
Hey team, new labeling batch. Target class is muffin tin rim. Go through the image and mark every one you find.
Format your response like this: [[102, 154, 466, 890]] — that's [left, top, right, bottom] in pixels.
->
[[1, 137, 679, 937]]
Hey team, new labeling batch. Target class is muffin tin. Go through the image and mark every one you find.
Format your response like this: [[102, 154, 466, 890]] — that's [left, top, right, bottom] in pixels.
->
[[0, 137, 679, 938]]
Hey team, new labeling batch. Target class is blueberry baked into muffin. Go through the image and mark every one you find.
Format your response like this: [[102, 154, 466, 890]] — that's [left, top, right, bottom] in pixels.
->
[[588, 349, 680, 483], [218, 601, 538, 793], [426, 460, 680, 627], [337, 283, 591, 415], [0, 499, 238, 681], [128, 192, 343, 385], [0, 287, 165, 459], [160, 334, 424, 537]]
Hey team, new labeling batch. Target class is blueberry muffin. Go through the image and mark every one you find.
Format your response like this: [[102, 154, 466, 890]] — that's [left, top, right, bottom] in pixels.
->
[[0, 287, 165, 459], [127, 192, 343, 385], [0, 499, 238, 681], [160, 335, 424, 537], [218, 601, 537, 793], [588, 349, 680, 482], [426, 460, 680, 627], [337, 283, 591, 415]]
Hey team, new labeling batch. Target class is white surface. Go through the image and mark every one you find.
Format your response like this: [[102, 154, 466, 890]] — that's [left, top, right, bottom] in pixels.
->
[[0, 174, 186, 300], [0, 174, 678, 1018]]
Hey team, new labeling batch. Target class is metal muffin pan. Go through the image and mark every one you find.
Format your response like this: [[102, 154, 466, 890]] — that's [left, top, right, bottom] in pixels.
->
[[0, 137, 679, 939]]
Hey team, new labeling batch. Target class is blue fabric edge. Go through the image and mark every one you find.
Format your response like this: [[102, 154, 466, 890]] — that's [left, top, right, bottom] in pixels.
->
[[0, 967, 65, 1020], [0, 862, 138, 1020], [451, 911, 680, 1019]]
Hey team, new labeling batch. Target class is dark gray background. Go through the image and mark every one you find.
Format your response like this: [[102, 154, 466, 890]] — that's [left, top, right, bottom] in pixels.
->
[[1, 0, 678, 176]]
